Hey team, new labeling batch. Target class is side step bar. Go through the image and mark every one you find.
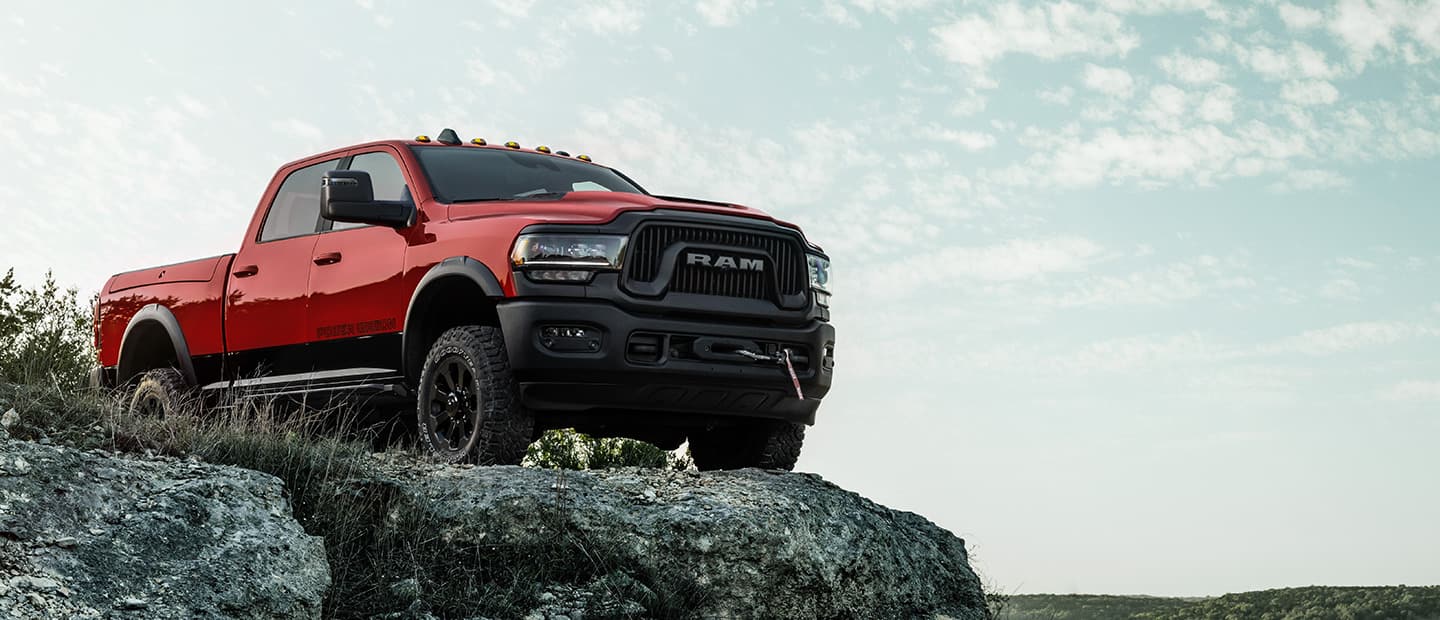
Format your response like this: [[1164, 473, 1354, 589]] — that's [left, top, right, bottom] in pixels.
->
[[200, 368, 410, 399]]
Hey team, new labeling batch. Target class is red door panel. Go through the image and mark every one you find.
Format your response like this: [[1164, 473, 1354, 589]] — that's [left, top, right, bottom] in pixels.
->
[[304, 148, 411, 371], [307, 226, 408, 364], [224, 156, 340, 377], [225, 235, 317, 353]]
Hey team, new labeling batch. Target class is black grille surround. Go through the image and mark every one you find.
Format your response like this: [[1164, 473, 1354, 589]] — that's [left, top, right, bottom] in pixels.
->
[[623, 222, 809, 308]]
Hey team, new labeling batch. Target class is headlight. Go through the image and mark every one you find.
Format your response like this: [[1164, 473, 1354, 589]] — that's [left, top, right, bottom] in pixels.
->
[[807, 254, 831, 307], [511, 234, 628, 270]]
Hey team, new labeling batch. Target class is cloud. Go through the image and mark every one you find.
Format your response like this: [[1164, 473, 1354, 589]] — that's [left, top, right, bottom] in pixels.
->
[[1335, 257, 1379, 270], [1050, 254, 1256, 308], [567, 0, 644, 34], [1051, 332, 1221, 373], [1139, 84, 1189, 128], [850, 0, 939, 19], [816, 1, 860, 26], [1328, 0, 1405, 65], [1098, 0, 1228, 18], [867, 236, 1107, 298], [931, 2, 1139, 73], [271, 118, 323, 141], [0, 71, 45, 98], [1382, 380, 1440, 402], [1196, 84, 1237, 123], [1038, 85, 1075, 105], [1270, 168, 1351, 192], [1233, 41, 1340, 81], [1082, 64, 1135, 97], [1319, 278, 1363, 300], [1011, 121, 1246, 188], [696, 0, 758, 26], [922, 126, 997, 151], [489, 0, 537, 18], [950, 88, 988, 116], [1277, 2, 1325, 30], [959, 331, 1239, 376], [1263, 321, 1436, 356], [1156, 52, 1226, 84], [1281, 79, 1340, 106]]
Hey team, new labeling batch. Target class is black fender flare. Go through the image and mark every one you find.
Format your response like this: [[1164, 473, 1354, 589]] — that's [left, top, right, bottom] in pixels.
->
[[402, 257, 506, 379], [117, 304, 197, 386]]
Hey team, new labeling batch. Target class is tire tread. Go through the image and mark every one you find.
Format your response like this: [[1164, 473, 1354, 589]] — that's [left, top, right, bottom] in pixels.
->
[[418, 325, 533, 465]]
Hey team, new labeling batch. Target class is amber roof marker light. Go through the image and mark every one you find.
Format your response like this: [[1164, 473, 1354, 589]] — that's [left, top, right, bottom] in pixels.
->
[[577, 154, 592, 162], [505, 141, 521, 149], [471, 138, 487, 146], [415, 135, 431, 142]]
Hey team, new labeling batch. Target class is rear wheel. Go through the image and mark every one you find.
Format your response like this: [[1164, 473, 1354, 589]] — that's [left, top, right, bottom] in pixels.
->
[[126, 368, 191, 418], [689, 420, 806, 471], [417, 325, 533, 465]]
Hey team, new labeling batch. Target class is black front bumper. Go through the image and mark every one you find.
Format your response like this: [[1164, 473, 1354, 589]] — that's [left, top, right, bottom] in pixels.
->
[[497, 299, 835, 425]]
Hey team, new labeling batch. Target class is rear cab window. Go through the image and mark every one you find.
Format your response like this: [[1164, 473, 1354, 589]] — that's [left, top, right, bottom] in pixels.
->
[[259, 159, 341, 242]]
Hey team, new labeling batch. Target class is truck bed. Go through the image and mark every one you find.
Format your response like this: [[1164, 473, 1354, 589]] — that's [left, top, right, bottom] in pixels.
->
[[96, 254, 235, 369]]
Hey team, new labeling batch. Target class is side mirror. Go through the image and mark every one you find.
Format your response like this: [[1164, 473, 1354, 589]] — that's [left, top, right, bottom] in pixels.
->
[[321, 170, 416, 229]]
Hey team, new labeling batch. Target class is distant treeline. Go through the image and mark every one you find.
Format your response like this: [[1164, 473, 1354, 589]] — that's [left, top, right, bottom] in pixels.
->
[[1003, 586, 1440, 620]]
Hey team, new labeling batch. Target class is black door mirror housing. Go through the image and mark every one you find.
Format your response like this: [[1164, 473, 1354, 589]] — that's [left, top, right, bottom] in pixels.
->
[[321, 170, 417, 229]]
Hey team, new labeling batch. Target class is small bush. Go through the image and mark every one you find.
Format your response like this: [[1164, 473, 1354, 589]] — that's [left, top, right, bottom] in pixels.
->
[[0, 269, 94, 390], [526, 427, 692, 471]]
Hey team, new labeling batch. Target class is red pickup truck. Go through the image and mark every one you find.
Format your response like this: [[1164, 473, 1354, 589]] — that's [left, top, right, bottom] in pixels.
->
[[92, 129, 834, 470]]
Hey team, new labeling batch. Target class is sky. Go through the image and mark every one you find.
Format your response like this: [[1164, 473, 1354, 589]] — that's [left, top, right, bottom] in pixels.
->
[[3, 0, 1439, 598]]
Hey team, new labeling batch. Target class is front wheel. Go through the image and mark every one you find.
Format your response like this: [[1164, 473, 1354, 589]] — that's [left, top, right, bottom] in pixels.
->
[[689, 421, 806, 471], [417, 325, 533, 465]]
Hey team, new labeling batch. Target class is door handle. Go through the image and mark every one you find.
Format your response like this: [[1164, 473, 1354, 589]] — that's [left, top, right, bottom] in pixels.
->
[[313, 252, 343, 266], [233, 264, 259, 278]]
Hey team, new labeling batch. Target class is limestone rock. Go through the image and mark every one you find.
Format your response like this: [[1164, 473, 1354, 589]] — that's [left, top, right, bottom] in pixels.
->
[[369, 461, 987, 620], [0, 438, 329, 619]]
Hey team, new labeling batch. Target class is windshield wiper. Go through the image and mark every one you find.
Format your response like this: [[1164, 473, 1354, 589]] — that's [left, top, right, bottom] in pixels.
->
[[513, 191, 568, 200], [451, 191, 569, 203]]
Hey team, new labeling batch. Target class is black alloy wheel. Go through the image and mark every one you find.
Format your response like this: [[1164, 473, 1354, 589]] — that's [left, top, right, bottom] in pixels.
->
[[424, 355, 481, 456], [417, 325, 533, 464]]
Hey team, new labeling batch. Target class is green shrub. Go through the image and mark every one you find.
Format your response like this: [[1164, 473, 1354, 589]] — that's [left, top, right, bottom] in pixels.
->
[[526, 427, 692, 471], [0, 269, 94, 390]]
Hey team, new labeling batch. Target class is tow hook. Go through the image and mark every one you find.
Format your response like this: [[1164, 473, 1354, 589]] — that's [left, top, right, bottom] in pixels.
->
[[735, 348, 805, 400]]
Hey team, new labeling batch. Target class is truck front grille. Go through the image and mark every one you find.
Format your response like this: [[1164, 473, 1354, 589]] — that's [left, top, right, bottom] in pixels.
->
[[625, 224, 807, 302]]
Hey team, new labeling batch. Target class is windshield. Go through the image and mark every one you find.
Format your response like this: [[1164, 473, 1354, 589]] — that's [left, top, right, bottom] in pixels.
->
[[412, 147, 645, 202]]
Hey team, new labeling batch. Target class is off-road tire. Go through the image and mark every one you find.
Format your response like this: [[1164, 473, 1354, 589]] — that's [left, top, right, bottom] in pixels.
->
[[417, 325, 533, 465], [689, 421, 806, 471], [127, 368, 191, 418]]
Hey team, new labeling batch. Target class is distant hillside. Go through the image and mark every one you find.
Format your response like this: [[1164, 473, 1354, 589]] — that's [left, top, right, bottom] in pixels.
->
[[1004, 586, 1440, 620], [1001, 594, 1194, 619]]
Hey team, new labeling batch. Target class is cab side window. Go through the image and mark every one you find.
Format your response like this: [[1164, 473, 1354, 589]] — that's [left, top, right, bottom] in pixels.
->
[[330, 151, 408, 231], [259, 159, 340, 242]]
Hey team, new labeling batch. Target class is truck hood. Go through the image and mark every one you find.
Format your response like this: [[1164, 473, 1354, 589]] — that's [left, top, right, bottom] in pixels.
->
[[446, 191, 802, 231]]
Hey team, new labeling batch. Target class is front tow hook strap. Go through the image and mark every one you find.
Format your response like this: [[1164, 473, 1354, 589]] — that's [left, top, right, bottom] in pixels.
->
[[734, 348, 805, 400]]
